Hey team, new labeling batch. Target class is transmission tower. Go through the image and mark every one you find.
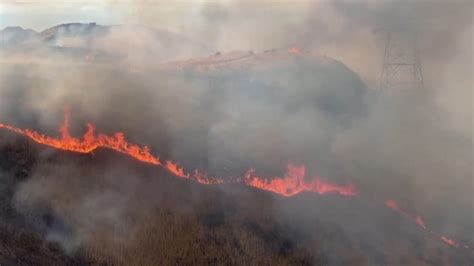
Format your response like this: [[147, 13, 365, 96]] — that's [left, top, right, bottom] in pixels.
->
[[380, 28, 424, 90]]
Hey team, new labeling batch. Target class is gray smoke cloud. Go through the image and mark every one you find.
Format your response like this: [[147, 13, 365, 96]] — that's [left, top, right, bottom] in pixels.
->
[[0, 0, 472, 264]]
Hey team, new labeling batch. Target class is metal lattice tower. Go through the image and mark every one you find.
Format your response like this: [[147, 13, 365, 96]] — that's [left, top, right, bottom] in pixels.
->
[[380, 29, 424, 90]]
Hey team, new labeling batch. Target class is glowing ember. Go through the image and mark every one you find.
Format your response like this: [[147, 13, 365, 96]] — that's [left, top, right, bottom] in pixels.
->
[[385, 200, 472, 249], [441, 236, 459, 248], [385, 200, 399, 211], [385, 200, 427, 229], [415, 216, 427, 229], [288, 46, 301, 54]]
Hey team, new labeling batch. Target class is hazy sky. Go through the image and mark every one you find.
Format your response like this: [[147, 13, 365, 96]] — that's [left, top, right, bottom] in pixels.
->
[[0, 1, 125, 30], [0, 1, 314, 31]]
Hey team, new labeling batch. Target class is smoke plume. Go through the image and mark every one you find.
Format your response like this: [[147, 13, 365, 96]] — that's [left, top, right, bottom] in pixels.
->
[[0, 0, 472, 264]]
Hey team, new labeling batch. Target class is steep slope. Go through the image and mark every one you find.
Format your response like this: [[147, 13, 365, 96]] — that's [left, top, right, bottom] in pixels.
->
[[0, 137, 472, 265], [0, 40, 472, 265]]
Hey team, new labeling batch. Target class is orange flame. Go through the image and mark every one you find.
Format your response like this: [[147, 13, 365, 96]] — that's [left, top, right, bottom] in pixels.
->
[[441, 236, 459, 248], [0, 113, 161, 165], [1, 111, 471, 250], [165, 161, 189, 178], [244, 164, 357, 197], [385, 200, 427, 229], [0, 111, 352, 197], [288, 46, 301, 54], [385, 200, 472, 249], [416, 215, 427, 229]]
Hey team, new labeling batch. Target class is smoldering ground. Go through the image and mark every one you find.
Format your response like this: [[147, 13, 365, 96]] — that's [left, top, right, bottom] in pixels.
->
[[0, 0, 472, 264]]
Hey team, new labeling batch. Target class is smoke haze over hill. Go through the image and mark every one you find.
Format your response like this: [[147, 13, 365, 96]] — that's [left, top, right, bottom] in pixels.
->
[[0, 1, 472, 265]]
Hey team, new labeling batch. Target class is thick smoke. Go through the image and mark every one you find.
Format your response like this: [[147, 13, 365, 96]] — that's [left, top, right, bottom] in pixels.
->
[[0, 0, 472, 263]]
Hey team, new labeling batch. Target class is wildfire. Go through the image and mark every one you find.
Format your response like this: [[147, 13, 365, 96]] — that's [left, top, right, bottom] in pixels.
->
[[416, 216, 427, 229], [0, 111, 470, 251], [165, 161, 188, 178], [0, 111, 351, 196], [0, 111, 161, 165], [441, 236, 460, 248], [385, 200, 427, 229], [288, 46, 301, 54], [244, 164, 357, 197], [385, 200, 471, 249]]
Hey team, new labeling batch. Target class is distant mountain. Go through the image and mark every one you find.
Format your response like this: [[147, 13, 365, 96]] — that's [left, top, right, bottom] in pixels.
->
[[0, 23, 210, 63], [0, 26, 40, 47]]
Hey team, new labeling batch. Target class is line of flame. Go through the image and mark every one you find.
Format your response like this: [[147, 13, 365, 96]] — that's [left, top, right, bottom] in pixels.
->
[[0, 112, 470, 251], [385, 200, 470, 249], [0, 112, 354, 196]]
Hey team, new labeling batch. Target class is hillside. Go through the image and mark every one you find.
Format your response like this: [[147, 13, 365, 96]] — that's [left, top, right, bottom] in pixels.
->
[[0, 136, 472, 265], [0, 22, 472, 265], [0, 23, 209, 63]]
